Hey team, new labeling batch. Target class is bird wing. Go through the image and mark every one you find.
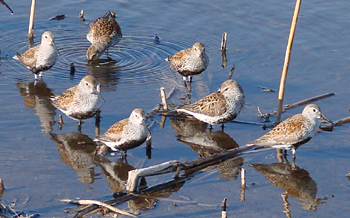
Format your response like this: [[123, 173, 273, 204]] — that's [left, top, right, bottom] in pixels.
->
[[96, 118, 128, 142], [87, 17, 121, 44], [167, 48, 191, 70], [51, 86, 77, 111], [248, 114, 308, 146], [179, 92, 227, 117], [17, 45, 40, 68]]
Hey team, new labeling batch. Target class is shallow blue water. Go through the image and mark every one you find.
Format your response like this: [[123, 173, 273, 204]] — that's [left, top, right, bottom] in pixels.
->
[[1, 0, 350, 217]]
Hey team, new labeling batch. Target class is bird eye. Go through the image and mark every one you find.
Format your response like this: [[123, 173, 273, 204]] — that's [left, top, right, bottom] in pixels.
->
[[86, 82, 89, 86], [313, 109, 316, 112]]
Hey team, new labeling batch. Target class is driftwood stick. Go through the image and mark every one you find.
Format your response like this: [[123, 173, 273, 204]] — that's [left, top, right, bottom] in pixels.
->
[[221, 197, 227, 218], [159, 115, 166, 129], [240, 168, 246, 202], [160, 87, 168, 110], [262, 93, 335, 119], [127, 146, 253, 192], [0, 179, 4, 199], [221, 32, 228, 68], [28, 0, 35, 40], [61, 199, 136, 217], [276, 0, 302, 124], [0, 0, 13, 14], [127, 160, 181, 192], [284, 93, 335, 110], [72, 176, 189, 217], [71, 145, 253, 217], [226, 64, 236, 80], [145, 104, 162, 120], [221, 49, 227, 69], [321, 115, 350, 130], [221, 32, 227, 51], [166, 87, 176, 100]]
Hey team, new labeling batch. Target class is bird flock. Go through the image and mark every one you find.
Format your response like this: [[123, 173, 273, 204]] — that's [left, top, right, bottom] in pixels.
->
[[12, 10, 334, 161]]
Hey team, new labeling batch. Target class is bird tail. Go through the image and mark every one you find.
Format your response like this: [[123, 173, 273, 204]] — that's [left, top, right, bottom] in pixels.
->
[[13, 52, 21, 60]]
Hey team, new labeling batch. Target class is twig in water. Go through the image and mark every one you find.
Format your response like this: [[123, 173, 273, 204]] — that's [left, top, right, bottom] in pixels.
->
[[240, 168, 246, 202], [221, 32, 227, 51], [70, 62, 75, 75], [226, 64, 236, 80], [257, 107, 263, 118], [61, 199, 136, 217], [221, 49, 227, 68], [0, 0, 13, 14], [221, 197, 227, 218], [0, 179, 4, 199], [166, 87, 176, 100], [160, 87, 168, 110]]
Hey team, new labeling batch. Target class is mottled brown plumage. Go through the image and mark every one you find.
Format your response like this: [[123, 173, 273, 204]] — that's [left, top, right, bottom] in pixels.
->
[[166, 42, 209, 82], [86, 11, 122, 60], [176, 79, 245, 126], [13, 31, 59, 79], [247, 104, 333, 159], [51, 75, 104, 123], [94, 108, 150, 153]]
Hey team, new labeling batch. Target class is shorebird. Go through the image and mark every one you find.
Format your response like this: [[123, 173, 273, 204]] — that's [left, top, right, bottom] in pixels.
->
[[165, 42, 209, 88], [50, 75, 104, 127], [86, 11, 122, 61], [176, 79, 245, 128], [13, 31, 59, 80], [94, 108, 150, 157], [247, 104, 333, 160]]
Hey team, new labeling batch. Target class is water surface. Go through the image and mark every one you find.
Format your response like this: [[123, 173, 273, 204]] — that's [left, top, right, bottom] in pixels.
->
[[1, 0, 350, 217]]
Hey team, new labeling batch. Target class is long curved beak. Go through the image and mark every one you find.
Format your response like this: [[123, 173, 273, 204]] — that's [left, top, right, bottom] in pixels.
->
[[321, 114, 334, 126], [93, 87, 105, 102]]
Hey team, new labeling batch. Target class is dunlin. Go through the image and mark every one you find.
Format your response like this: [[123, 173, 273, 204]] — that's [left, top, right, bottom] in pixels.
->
[[94, 108, 150, 156], [50, 75, 104, 126], [86, 11, 122, 61], [176, 79, 245, 127], [13, 31, 59, 80], [247, 104, 333, 159], [165, 42, 209, 84]]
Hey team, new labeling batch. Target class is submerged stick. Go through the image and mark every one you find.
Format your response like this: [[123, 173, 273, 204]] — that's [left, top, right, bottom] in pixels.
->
[[221, 32, 228, 68], [227, 64, 236, 80], [160, 87, 168, 110], [61, 199, 136, 217], [221, 49, 227, 69], [221, 32, 227, 51], [28, 0, 36, 40], [240, 168, 246, 202], [0, 179, 4, 199], [275, 0, 302, 124], [221, 197, 227, 218], [261, 93, 335, 120], [127, 145, 253, 192]]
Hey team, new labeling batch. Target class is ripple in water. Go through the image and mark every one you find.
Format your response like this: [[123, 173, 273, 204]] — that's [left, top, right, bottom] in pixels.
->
[[1, 19, 224, 92]]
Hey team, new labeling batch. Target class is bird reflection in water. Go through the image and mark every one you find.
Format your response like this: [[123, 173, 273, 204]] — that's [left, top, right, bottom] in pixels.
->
[[50, 132, 98, 184], [95, 156, 184, 214], [249, 162, 328, 217], [170, 117, 244, 180], [16, 79, 56, 133], [87, 58, 120, 92]]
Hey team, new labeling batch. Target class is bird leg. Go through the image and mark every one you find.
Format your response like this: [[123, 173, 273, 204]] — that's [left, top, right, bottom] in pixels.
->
[[78, 120, 82, 132], [58, 115, 64, 130], [221, 124, 225, 131]]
